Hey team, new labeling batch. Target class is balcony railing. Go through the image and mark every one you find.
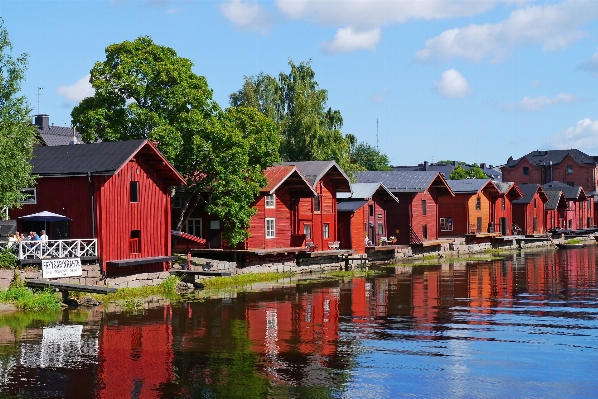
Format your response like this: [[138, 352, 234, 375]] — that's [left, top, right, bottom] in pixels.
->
[[16, 239, 98, 260]]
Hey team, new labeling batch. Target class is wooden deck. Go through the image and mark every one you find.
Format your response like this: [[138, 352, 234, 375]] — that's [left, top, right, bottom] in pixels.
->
[[25, 279, 116, 302]]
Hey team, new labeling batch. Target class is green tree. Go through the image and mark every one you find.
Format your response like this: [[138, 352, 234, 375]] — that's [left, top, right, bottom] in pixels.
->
[[0, 19, 37, 211], [449, 162, 489, 180], [71, 36, 280, 245], [230, 60, 352, 170], [349, 142, 391, 171]]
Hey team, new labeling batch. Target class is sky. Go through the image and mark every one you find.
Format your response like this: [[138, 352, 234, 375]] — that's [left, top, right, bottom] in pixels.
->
[[4, 0, 598, 168]]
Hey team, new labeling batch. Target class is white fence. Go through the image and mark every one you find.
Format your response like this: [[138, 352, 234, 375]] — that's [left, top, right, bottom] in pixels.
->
[[16, 239, 98, 260]]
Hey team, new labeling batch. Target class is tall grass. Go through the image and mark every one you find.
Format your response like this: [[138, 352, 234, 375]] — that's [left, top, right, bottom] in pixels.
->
[[97, 276, 182, 303], [202, 272, 293, 288], [0, 273, 62, 312]]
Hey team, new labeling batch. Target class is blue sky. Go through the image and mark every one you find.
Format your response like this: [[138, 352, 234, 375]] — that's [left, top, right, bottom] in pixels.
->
[[4, 0, 598, 167]]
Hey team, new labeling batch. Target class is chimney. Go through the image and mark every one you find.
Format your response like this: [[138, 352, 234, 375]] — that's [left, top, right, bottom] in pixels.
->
[[69, 127, 78, 145], [453, 161, 458, 166], [34, 114, 49, 130], [480, 163, 486, 169], [423, 161, 428, 171]]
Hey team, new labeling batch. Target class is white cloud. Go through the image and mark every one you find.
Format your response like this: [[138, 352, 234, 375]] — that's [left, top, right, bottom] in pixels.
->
[[434, 69, 472, 99], [320, 27, 380, 54], [504, 93, 575, 112], [56, 75, 94, 103], [415, 0, 598, 63], [276, 0, 506, 29], [549, 118, 598, 150], [370, 87, 389, 104], [579, 50, 598, 76], [220, 0, 272, 33]]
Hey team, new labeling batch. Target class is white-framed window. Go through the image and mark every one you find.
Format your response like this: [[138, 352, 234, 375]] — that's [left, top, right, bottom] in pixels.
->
[[304, 224, 311, 239], [265, 194, 275, 208], [440, 217, 453, 231], [186, 218, 202, 237], [377, 222, 384, 235], [20, 188, 36, 204], [323, 223, 330, 239], [266, 218, 275, 238]]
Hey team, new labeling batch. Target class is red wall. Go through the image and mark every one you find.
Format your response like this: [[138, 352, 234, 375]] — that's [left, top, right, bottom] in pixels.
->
[[513, 192, 546, 234], [296, 175, 338, 250]]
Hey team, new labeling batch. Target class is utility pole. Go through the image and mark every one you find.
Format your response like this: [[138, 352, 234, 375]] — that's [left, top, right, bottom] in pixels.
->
[[37, 87, 44, 115]]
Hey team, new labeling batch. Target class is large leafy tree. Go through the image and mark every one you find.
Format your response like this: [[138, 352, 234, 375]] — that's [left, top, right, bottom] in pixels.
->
[[449, 162, 488, 180], [231, 59, 389, 173], [71, 36, 280, 245], [348, 138, 391, 171], [0, 19, 37, 211]]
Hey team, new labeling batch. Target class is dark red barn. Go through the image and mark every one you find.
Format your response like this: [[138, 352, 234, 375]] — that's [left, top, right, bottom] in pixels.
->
[[492, 182, 523, 236], [542, 181, 593, 230], [354, 171, 454, 245], [10, 139, 184, 273], [337, 182, 400, 253], [512, 184, 548, 234], [282, 161, 352, 250]]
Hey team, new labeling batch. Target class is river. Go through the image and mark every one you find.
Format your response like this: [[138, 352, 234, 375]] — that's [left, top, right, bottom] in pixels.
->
[[1, 247, 597, 398]]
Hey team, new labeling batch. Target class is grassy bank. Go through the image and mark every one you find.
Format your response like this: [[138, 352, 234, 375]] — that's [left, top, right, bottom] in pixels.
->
[[90, 275, 181, 303], [0, 274, 61, 312], [201, 272, 293, 289]]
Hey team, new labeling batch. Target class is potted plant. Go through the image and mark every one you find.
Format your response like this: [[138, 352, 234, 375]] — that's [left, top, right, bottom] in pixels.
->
[[389, 236, 397, 244]]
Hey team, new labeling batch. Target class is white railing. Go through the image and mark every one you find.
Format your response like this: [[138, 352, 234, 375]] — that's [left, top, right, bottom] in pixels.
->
[[16, 239, 97, 260]]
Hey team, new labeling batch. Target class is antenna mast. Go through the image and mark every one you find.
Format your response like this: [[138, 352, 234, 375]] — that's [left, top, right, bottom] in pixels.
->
[[376, 118, 379, 150], [37, 87, 44, 115]]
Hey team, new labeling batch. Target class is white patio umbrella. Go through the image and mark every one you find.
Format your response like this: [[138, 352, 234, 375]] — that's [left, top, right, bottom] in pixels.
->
[[19, 211, 71, 233]]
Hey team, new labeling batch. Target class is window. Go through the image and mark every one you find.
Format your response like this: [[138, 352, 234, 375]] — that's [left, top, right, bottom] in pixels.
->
[[567, 181, 574, 187], [422, 224, 428, 240], [589, 199, 592, 211], [19, 188, 36, 204], [567, 165, 574, 174], [568, 201, 573, 210], [501, 198, 505, 210], [130, 181, 139, 203], [266, 218, 275, 238], [476, 197, 481, 210], [172, 193, 185, 208], [186, 218, 202, 237], [377, 222, 384, 235], [534, 198, 537, 209], [304, 224, 311, 239], [523, 167, 529, 176], [377, 213, 382, 220], [440, 218, 453, 231], [422, 200, 427, 216], [369, 205, 374, 217], [323, 223, 330, 239], [265, 194, 275, 208], [313, 195, 322, 212], [130, 230, 141, 254]]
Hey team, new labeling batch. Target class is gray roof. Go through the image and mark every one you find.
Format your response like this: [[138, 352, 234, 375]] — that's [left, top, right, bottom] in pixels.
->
[[446, 179, 492, 194], [392, 163, 502, 181], [337, 200, 369, 213], [37, 126, 83, 146], [32, 139, 149, 175], [494, 182, 514, 194], [337, 182, 398, 203], [512, 184, 543, 204], [354, 171, 451, 194], [545, 190, 565, 210], [505, 149, 597, 168], [281, 160, 351, 192], [542, 181, 585, 200]]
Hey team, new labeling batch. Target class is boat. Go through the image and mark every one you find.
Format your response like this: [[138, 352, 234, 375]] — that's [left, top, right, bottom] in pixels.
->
[[556, 243, 585, 249]]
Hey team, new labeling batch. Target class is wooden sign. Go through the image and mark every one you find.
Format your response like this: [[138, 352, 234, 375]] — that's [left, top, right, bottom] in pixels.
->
[[41, 258, 82, 279]]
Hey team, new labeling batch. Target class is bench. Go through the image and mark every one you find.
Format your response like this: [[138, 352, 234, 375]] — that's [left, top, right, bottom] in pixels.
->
[[25, 279, 117, 302], [327, 241, 340, 250]]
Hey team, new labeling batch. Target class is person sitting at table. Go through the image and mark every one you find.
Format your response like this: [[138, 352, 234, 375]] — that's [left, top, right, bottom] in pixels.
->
[[39, 230, 48, 242], [31, 231, 40, 241]]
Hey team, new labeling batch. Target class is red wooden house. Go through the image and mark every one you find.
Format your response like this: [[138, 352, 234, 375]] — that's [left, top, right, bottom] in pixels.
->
[[502, 149, 598, 193], [542, 181, 593, 230], [438, 179, 501, 236], [337, 183, 400, 253], [354, 171, 454, 245], [492, 182, 523, 236], [544, 190, 567, 231], [244, 165, 317, 250], [282, 161, 352, 250], [512, 184, 548, 234], [10, 139, 184, 274]]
